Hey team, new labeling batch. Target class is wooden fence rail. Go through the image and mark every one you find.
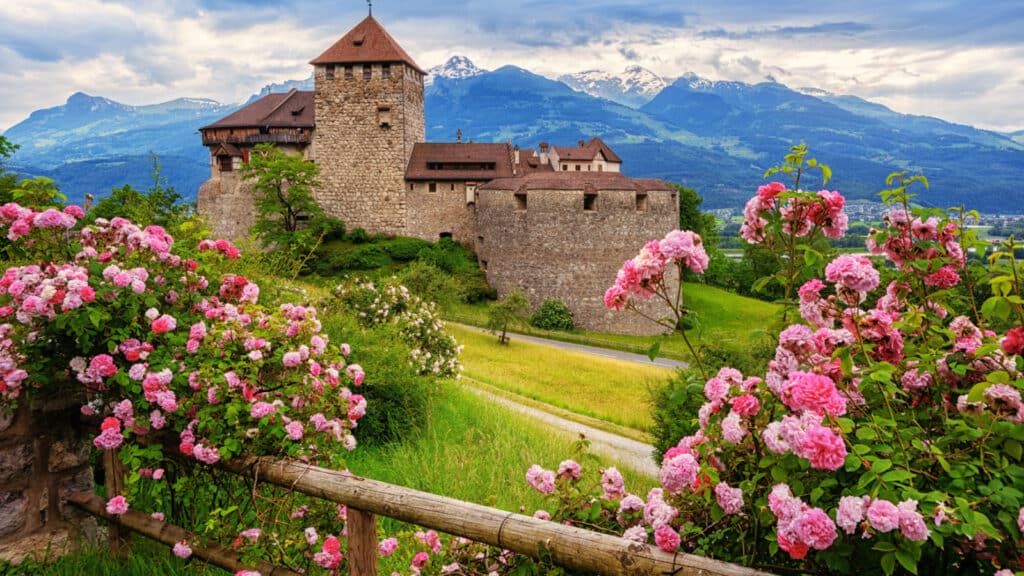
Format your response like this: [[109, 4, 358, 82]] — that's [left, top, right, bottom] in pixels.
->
[[68, 492, 301, 576], [71, 443, 772, 576], [216, 454, 773, 576]]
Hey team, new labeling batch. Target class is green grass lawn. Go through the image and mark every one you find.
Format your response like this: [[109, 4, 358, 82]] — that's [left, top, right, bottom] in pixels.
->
[[446, 324, 673, 431], [448, 282, 778, 362], [346, 381, 656, 518]]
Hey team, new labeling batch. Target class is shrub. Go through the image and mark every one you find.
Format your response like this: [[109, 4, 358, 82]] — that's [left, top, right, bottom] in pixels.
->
[[349, 227, 370, 244], [319, 315, 434, 445], [400, 260, 460, 309], [548, 150, 1024, 575], [384, 237, 432, 262], [529, 299, 575, 331], [457, 270, 497, 303], [333, 245, 392, 270], [417, 238, 477, 274], [333, 276, 463, 378], [310, 216, 346, 242]]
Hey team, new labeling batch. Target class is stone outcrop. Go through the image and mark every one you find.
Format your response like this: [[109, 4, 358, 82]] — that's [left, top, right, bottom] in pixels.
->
[[0, 397, 97, 564]]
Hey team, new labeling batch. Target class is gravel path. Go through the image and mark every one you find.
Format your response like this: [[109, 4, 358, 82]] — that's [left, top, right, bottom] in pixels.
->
[[449, 323, 687, 370], [465, 386, 660, 478]]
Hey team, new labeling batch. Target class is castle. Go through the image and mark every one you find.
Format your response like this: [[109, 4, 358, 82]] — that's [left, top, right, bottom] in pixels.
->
[[197, 15, 678, 335]]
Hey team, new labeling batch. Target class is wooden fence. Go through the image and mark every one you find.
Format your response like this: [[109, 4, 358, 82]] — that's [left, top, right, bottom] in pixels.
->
[[70, 452, 773, 576]]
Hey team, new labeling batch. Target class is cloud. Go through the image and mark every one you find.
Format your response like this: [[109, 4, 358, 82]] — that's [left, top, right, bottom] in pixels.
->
[[1, 1, 1023, 133], [699, 21, 871, 40]]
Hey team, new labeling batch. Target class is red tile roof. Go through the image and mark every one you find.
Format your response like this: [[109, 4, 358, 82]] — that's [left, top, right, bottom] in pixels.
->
[[478, 171, 673, 193], [406, 143, 515, 180], [310, 16, 424, 74], [553, 137, 622, 162], [200, 90, 314, 130]]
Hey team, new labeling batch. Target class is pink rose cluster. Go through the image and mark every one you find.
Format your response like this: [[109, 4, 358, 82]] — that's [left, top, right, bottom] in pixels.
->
[[835, 495, 929, 541], [525, 464, 556, 494], [313, 534, 343, 569], [197, 238, 241, 259], [768, 484, 837, 560], [740, 182, 848, 244], [0, 202, 81, 241], [0, 263, 95, 325], [866, 209, 965, 287], [604, 229, 707, 311], [78, 216, 175, 261]]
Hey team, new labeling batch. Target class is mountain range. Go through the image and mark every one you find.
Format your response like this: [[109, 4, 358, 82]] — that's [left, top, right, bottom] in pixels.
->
[[4, 56, 1023, 213]]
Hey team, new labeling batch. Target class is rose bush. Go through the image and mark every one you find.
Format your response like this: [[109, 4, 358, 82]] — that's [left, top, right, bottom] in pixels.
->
[[525, 164, 1024, 575], [0, 199, 380, 573]]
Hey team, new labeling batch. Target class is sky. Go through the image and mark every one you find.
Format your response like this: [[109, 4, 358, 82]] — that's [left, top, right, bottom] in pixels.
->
[[1, 0, 1023, 133]]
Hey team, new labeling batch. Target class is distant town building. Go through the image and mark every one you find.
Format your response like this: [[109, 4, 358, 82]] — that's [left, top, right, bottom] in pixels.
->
[[198, 15, 678, 335]]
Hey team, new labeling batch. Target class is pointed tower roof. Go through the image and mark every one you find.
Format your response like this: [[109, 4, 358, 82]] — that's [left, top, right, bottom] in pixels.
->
[[310, 16, 424, 74]]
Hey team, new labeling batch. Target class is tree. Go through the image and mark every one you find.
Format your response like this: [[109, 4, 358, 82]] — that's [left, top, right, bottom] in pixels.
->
[[241, 143, 324, 248], [675, 184, 719, 250], [89, 153, 189, 228], [0, 135, 20, 203], [486, 290, 530, 345]]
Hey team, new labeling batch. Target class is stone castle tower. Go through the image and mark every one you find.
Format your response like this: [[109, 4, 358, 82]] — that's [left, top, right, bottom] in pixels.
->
[[197, 15, 679, 336], [309, 16, 426, 235]]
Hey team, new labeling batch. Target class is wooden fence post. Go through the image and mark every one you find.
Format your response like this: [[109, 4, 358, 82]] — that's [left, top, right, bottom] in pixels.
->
[[102, 447, 128, 556], [347, 507, 378, 576]]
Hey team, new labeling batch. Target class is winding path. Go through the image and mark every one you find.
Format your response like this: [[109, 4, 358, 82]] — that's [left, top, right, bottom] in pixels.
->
[[449, 323, 677, 478]]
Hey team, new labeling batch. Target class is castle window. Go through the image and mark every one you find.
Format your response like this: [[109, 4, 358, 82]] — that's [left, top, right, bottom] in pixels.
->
[[450, 183, 455, 191], [377, 104, 392, 128], [218, 156, 233, 172], [636, 193, 649, 212], [584, 193, 597, 212], [382, 64, 391, 79], [481, 260, 488, 271], [514, 193, 527, 211], [409, 183, 414, 191], [575, 165, 581, 171], [344, 65, 353, 79], [363, 65, 372, 80], [562, 164, 568, 171], [325, 65, 335, 80], [598, 165, 604, 172], [429, 182, 437, 193], [477, 235, 484, 245], [440, 232, 453, 240]]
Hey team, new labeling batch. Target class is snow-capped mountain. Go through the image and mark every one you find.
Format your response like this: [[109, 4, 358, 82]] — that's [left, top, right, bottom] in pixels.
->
[[559, 65, 668, 108], [244, 75, 315, 105], [425, 56, 486, 86]]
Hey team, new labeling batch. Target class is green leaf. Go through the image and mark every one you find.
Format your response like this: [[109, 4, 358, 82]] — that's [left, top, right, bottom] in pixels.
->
[[880, 551, 896, 576], [872, 459, 893, 473], [882, 470, 915, 483], [872, 541, 897, 553], [836, 417, 855, 433], [1005, 439, 1023, 461], [856, 427, 878, 441], [894, 547, 919, 575]]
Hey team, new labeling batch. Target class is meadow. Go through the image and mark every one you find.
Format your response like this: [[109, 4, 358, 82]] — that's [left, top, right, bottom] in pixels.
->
[[447, 324, 672, 432], [448, 282, 778, 362]]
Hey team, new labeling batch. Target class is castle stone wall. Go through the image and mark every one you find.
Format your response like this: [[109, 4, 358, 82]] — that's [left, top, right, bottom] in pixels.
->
[[313, 63, 424, 236], [197, 173, 258, 241], [406, 181, 477, 243], [475, 187, 679, 335]]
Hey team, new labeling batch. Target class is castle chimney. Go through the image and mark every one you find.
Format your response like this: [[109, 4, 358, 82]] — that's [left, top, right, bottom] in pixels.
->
[[578, 139, 585, 147], [539, 142, 549, 166], [513, 144, 520, 171], [456, 128, 463, 143]]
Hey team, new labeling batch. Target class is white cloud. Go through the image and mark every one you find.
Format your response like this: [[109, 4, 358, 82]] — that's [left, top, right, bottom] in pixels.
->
[[1, 1, 1022, 133]]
